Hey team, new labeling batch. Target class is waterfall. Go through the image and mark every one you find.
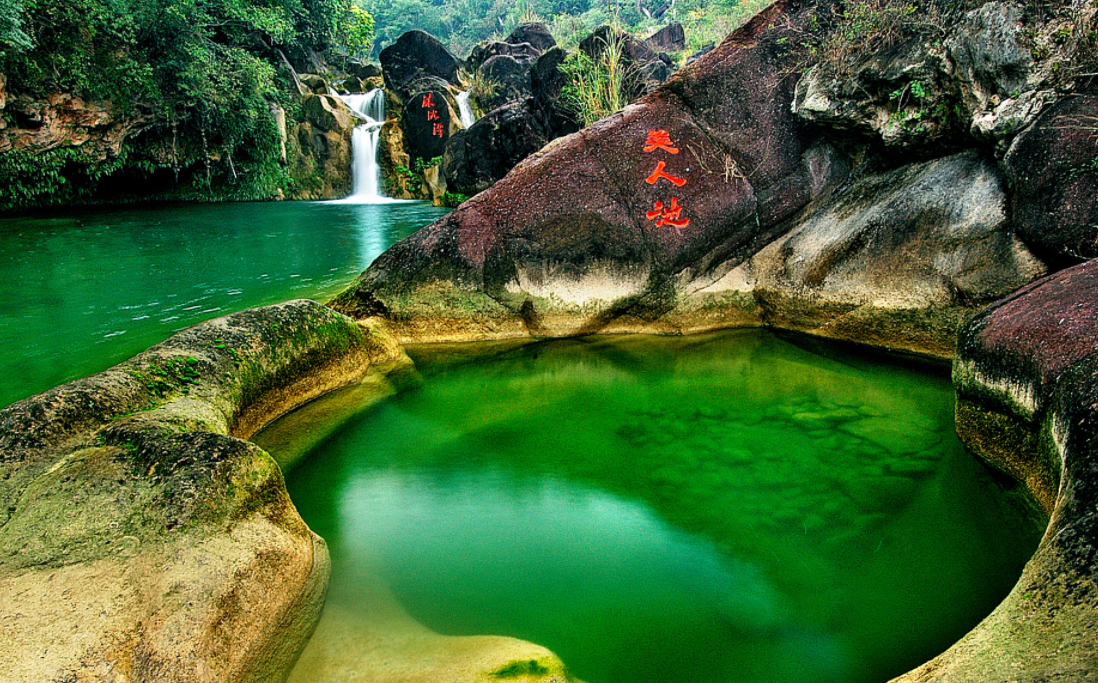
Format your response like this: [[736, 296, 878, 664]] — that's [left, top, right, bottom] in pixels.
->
[[333, 88, 396, 203], [456, 90, 476, 128]]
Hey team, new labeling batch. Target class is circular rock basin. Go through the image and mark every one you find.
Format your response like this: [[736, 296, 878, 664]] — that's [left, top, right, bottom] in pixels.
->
[[263, 330, 1042, 683]]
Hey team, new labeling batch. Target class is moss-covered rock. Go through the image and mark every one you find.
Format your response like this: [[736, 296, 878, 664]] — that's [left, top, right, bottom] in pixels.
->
[[0, 299, 412, 683], [909, 260, 1098, 682]]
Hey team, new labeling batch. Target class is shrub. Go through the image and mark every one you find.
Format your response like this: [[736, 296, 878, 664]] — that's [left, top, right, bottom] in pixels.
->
[[559, 30, 636, 126]]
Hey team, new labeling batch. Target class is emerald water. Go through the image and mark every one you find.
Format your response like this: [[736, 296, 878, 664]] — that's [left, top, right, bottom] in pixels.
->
[[274, 331, 1042, 683], [0, 201, 447, 409]]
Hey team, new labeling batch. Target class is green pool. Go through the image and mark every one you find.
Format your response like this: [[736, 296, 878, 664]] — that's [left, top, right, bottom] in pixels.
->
[[269, 330, 1042, 683], [0, 200, 447, 409]]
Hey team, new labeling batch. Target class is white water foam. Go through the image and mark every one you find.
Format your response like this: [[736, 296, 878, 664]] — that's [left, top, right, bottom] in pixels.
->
[[331, 89, 404, 204], [456, 89, 476, 128]]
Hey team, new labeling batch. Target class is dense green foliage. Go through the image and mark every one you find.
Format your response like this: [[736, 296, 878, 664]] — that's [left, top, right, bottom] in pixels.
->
[[0, 0, 373, 210], [363, 0, 759, 58], [559, 35, 633, 126], [0, 1, 32, 55]]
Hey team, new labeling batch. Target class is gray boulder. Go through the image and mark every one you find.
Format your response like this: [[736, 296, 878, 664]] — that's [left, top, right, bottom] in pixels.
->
[[946, 2, 1033, 113], [746, 151, 1048, 357], [646, 21, 686, 51], [478, 54, 534, 112], [506, 22, 556, 52]]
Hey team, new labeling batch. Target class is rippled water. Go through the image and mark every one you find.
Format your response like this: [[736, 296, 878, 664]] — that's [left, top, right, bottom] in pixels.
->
[[0, 201, 447, 408], [271, 331, 1043, 683]]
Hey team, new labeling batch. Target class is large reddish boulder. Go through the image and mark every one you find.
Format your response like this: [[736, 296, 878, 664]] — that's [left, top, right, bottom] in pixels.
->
[[332, 1, 814, 341], [1004, 95, 1098, 267]]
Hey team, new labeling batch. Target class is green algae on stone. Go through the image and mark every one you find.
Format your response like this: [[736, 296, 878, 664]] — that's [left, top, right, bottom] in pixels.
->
[[0, 300, 412, 683]]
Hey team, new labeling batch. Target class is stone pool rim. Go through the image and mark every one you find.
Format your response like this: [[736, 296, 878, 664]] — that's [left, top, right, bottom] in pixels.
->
[[0, 292, 1090, 682]]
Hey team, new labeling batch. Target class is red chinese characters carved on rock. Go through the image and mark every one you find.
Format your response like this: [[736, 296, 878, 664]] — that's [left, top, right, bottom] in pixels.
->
[[642, 129, 690, 229], [644, 129, 679, 154], [421, 92, 444, 137], [646, 197, 690, 229], [645, 160, 687, 187]]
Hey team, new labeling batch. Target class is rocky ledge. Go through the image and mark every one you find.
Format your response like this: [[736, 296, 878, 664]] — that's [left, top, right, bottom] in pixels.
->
[[0, 300, 412, 682], [898, 260, 1098, 682]]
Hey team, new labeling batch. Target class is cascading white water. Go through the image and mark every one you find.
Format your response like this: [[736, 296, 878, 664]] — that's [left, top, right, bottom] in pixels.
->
[[456, 90, 476, 128], [334, 88, 395, 203]]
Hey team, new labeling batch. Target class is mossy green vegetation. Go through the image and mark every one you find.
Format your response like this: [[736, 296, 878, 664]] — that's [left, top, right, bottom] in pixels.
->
[[441, 190, 470, 207], [136, 356, 204, 397], [491, 659, 552, 678]]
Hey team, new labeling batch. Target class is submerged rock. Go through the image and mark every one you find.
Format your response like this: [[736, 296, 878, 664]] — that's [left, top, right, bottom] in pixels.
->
[[0, 301, 412, 682]]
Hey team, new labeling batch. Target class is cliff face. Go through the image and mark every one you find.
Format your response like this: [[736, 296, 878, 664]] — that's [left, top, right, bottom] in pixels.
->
[[0, 74, 361, 206], [0, 0, 375, 210], [0, 89, 143, 157]]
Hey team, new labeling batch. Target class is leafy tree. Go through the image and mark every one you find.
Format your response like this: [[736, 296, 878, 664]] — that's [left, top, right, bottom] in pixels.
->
[[0, 0, 32, 56], [0, 0, 374, 209]]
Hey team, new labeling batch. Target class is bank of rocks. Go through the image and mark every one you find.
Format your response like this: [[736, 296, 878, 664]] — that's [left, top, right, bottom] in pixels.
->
[[0, 300, 412, 682], [907, 259, 1098, 682], [332, 1, 1085, 359]]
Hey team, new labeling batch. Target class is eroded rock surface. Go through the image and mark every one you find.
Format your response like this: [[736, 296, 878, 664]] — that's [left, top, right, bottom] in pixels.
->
[[0, 301, 411, 683], [746, 151, 1047, 357], [288, 94, 359, 199], [333, 2, 1044, 358], [0, 93, 147, 157], [1004, 95, 1098, 267], [912, 259, 1098, 682]]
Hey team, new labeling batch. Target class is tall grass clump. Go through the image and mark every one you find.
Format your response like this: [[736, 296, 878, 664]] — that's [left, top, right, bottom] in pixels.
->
[[559, 31, 636, 126]]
